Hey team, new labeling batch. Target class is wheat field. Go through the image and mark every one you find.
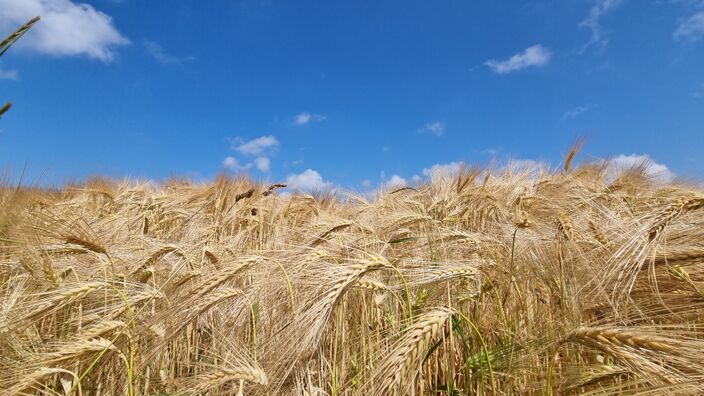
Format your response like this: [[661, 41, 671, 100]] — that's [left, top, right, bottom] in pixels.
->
[[2, 155, 704, 395]]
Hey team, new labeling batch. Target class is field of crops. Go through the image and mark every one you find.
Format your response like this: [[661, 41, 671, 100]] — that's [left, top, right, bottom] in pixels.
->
[[2, 159, 704, 395]]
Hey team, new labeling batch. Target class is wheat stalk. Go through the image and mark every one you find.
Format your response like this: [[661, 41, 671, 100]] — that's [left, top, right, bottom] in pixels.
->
[[176, 365, 268, 394], [189, 257, 259, 300], [368, 307, 454, 395], [14, 281, 107, 329], [44, 337, 117, 364], [565, 327, 680, 354], [649, 195, 704, 241]]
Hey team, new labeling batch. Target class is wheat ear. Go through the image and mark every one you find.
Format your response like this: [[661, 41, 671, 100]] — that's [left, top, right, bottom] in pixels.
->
[[649, 196, 704, 241], [369, 307, 454, 395], [176, 365, 268, 394]]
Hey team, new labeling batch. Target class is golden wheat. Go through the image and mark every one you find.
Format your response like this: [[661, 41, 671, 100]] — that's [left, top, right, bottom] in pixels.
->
[[1, 155, 704, 395]]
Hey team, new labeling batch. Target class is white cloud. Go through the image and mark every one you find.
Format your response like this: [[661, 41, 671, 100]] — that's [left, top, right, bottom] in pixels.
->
[[222, 156, 237, 169], [143, 40, 194, 65], [562, 104, 598, 120], [0, 0, 129, 62], [233, 135, 279, 156], [580, 0, 624, 52], [422, 161, 465, 177], [0, 69, 19, 80], [285, 169, 332, 191], [485, 45, 552, 74], [674, 10, 704, 41], [222, 156, 250, 172], [383, 174, 407, 188], [254, 156, 270, 172], [417, 122, 445, 137], [294, 113, 310, 125], [606, 154, 674, 182], [292, 112, 326, 126]]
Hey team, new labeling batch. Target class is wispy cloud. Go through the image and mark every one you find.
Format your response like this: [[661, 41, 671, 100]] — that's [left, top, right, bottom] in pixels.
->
[[0, 68, 19, 80], [292, 112, 326, 126], [222, 156, 250, 172], [561, 104, 598, 120], [481, 148, 499, 156], [383, 174, 407, 188], [674, 10, 704, 41], [579, 0, 624, 53], [143, 40, 194, 65], [417, 122, 445, 137], [0, 0, 129, 62], [422, 161, 465, 178], [254, 156, 270, 172], [285, 169, 332, 191], [232, 135, 280, 156], [485, 45, 552, 74]]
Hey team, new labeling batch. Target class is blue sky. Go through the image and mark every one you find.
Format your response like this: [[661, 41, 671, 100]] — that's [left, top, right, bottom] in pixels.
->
[[0, 0, 703, 190]]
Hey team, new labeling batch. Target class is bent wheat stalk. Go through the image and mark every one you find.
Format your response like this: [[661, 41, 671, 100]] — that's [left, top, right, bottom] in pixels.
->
[[648, 195, 704, 241], [366, 307, 454, 396]]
